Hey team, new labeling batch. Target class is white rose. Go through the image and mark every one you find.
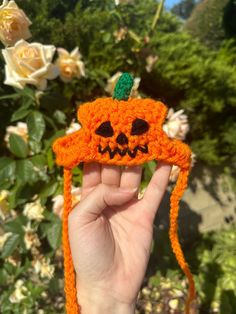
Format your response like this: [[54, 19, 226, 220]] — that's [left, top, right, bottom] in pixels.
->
[[105, 71, 122, 95], [105, 71, 141, 98], [9, 279, 28, 304], [4, 121, 28, 144], [2, 39, 59, 90], [145, 54, 158, 73], [163, 108, 190, 140], [6, 255, 20, 267], [113, 27, 128, 42], [33, 257, 55, 279], [56, 47, 85, 83], [23, 223, 41, 250], [52, 186, 82, 219], [23, 199, 44, 221], [0, 0, 31, 46], [66, 121, 81, 135], [169, 299, 179, 310]]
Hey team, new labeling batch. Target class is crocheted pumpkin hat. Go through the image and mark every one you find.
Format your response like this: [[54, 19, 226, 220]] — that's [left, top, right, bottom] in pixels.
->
[[53, 73, 195, 314]]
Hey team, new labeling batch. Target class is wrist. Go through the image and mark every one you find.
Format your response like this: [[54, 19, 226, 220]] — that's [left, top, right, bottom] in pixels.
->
[[77, 287, 136, 314]]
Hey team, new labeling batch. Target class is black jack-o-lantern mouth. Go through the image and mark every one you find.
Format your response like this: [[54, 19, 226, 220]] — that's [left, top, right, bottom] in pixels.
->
[[95, 118, 149, 158], [98, 144, 148, 159]]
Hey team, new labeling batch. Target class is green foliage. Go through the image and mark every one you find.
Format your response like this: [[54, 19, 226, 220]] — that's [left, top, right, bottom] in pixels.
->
[[6, 0, 234, 168], [1, 234, 20, 259], [145, 31, 236, 166], [185, 0, 236, 48], [146, 225, 236, 313], [9, 134, 29, 159], [194, 226, 236, 313], [171, 0, 198, 19], [0, 1, 236, 313]]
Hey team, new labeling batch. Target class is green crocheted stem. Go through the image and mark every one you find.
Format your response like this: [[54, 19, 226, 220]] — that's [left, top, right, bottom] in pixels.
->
[[113, 72, 134, 100]]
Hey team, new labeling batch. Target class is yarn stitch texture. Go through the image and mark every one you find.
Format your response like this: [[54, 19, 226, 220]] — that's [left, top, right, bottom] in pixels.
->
[[53, 96, 195, 314]]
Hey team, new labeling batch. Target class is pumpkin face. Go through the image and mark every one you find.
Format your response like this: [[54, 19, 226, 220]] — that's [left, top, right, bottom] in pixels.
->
[[53, 97, 191, 169]]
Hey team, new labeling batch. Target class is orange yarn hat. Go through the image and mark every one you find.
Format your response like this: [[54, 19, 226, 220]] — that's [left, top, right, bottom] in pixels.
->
[[53, 73, 196, 314]]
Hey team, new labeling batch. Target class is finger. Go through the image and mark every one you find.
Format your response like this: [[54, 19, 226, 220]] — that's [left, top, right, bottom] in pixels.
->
[[101, 164, 121, 186], [141, 161, 171, 221], [69, 184, 136, 226], [82, 162, 101, 198], [120, 165, 142, 191]]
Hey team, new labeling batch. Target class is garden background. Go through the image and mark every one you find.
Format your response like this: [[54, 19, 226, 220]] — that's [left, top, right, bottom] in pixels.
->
[[0, 0, 236, 313]]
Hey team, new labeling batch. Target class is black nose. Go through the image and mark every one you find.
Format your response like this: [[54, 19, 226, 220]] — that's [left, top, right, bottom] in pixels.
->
[[116, 132, 128, 145]]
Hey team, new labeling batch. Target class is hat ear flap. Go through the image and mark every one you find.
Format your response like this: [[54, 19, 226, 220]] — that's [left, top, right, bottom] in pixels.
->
[[169, 167, 195, 313], [63, 169, 79, 313]]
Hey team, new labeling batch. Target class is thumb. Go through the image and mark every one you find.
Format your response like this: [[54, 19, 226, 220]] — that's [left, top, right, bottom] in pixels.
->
[[69, 183, 136, 226]]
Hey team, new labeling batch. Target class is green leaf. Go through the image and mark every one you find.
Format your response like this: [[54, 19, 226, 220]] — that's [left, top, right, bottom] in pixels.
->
[[149, 273, 161, 286], [143, 161, 156, 182], [148, 161, 156, 173], [1, 234, 20, 259], [8, 181, 22, 209], [11, 108, 31, 122], [9, 134, 28, 158], [27, 111, 45, 142], [4, 216, 26, 235], [46, 220, 62, 250], [16, 159, 35, 183], [29, 141, 42, 154], [0, 181, 11, 191], [0, 157, 16, 183], [30, 154, 46, 168], [39, 181, 58, 198], [30, 154, 48, 182], [11, 96, 33, 122], [43, 209, 58, 222], [0, 93, 19, 100], [17, 86, 35, 101], [0, 268, 7, 285], [53, 110, 67, 125], [43, 114, 57, 131], [49, 277, 61, 294], [102, 33, 111, 43]]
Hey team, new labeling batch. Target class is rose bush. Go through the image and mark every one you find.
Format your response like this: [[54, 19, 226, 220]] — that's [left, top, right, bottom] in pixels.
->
[[0, 0, 235, 313]]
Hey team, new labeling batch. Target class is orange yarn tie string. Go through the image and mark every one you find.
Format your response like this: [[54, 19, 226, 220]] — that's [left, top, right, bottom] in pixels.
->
[[169, 167, 196, 314], [63, 168, 80, 314]]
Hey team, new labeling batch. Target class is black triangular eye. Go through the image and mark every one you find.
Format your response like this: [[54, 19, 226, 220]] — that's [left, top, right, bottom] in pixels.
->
[[131, 118, 149, 135], [95, 121, 114, 137]]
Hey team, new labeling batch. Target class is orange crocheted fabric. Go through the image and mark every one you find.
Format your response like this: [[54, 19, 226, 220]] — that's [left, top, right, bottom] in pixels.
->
[[53, 73, 196, 314]]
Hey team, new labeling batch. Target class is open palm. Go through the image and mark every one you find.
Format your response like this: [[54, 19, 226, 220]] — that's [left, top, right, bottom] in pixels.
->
[[68, 162, 171, 308]]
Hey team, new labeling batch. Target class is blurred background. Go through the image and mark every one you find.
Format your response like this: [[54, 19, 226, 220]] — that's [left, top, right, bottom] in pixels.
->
[[0, 0, 235, 313]]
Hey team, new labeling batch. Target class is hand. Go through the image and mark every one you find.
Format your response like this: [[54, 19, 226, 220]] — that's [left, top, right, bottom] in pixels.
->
[[68, 162, 171, 314]]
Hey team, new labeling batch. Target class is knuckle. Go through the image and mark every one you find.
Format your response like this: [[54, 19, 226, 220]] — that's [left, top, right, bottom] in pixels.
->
[[97, 183, 107, 193]]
